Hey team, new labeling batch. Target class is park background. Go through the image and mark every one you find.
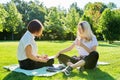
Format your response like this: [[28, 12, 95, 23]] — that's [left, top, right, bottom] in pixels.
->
[[0, 0, 120, 43], [0, 0, 120, 80]]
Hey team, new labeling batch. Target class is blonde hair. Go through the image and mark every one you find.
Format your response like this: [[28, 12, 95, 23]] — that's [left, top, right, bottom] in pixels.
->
[[77, 21, 95, 41]]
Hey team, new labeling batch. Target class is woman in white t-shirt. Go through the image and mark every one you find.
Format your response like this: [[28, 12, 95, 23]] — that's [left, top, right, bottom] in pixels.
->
[[17, 19, 54, 70], [56, 21, 99, 76]]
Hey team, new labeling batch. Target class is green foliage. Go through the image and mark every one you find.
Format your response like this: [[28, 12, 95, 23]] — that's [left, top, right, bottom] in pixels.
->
[[99, 8, 120, 43], [99, 9, 112, 41], [13, 0, 30, 26], [64, 6, 80, 40], [4, 1, 22, 32], [14, 0, 46, 26], [0, 4, 8, 32], [43, 3, 82, 40], [44, 7, 64, 40], [0, 0, 120, 41], [28, 1, 46, 24], [83, 2, 107, 34], [81, 14, 93, 29], [107, 2, 117, 9], [70, 2, 83, 17]]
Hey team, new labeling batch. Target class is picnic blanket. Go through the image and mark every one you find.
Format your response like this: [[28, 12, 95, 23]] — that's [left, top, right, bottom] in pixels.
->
[[3, 64, 63, 76], [3, 61, 109, 76], [97, 61, 110, 65]]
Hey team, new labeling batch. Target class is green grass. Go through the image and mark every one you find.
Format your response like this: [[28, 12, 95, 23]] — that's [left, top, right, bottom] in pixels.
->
[[0, 41, 120, 80]]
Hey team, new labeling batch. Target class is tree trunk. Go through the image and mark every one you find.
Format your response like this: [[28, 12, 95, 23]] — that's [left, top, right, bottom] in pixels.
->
[[11, 32, 14, 40], [4, 36, 6, 40], [109, 40, 113, 44], [71, 32, 73, 40]]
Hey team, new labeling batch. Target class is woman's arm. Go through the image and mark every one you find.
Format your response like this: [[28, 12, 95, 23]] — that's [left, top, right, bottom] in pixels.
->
[[76, 39, 97, 53], [80, 43, 97, 53], [55, 43, 75, 58], [25, 45, 48, 62], [59, 43, 75, 53]]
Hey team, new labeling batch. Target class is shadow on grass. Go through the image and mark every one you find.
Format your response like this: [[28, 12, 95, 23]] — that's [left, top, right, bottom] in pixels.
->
[[99, 41, 120, 47], [3, 72, 33, 80], [62, 68, 115, 80], [48, 40, 71, 43], [99, 43, 119, 47]]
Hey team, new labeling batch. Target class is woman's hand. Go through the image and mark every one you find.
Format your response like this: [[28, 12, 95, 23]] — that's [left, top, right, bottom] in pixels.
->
[[42, 55, 49, 60], [76, 38, 93, 53], [55, 43, 75, 58], [37, 55, 49, 63], [38, 55, 48, 59], [38, 57, 48, 63], [75, 39, 82, 46], [75, 39, 80, 46]]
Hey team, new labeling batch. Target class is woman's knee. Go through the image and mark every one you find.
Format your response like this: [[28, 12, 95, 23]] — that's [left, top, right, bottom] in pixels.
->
[[90, 51, 99, 59], [58, 54, 66, 60], [48, 58, 54, 64], [58, 54, 65, 57]]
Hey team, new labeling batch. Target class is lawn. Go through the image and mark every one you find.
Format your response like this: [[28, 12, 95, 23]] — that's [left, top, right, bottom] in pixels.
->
[[0, 41, 120, 80]]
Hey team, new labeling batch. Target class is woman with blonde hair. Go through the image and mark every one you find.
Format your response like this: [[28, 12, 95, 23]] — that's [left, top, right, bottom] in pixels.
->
[[56, 21, 99, 76]]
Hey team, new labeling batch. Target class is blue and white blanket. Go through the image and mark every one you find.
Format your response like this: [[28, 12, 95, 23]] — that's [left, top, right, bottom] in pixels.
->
[[3, 64, 63, 76]]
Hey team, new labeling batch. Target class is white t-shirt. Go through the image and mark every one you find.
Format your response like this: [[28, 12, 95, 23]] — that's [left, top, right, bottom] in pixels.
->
[[17, 31, 38, 60], [74, 36, 98, 56]]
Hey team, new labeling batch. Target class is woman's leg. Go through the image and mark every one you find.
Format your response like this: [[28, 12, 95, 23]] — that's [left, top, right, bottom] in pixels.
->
[[63, 59, 85, 76], [19, 58, 54, 70], [84, 51, 99, 69], [63, 51, 99, 76], [58, 54, 78, 66], [34, 58, 54, 69], [19, 59, 36, 70], [70, 60, 85, 68], [70, 51, 99, 69]]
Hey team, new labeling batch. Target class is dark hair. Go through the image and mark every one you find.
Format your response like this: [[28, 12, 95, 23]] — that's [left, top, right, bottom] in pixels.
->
[[27, 19, 43, 33]]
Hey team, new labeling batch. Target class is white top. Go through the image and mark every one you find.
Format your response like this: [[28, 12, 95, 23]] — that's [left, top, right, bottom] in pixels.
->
[[17, 31, 38, 60], [74, 36, 98, 56]]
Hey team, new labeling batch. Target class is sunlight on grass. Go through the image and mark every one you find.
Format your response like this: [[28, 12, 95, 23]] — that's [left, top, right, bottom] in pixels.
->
[[0, 41, 120, 80]]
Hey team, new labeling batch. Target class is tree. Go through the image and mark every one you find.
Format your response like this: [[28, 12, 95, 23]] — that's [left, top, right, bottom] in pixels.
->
[[70, 2, 83, 17], [84, 2, 107, 33], [64, 5, 80, 40], [99, 8, 120, 43], [44, 7, 64, 40], [83, 2, 107, 37], [81, 14, 93, 29], [13, 0, 31, 26], [4, 1, 22, 40], [13, 0, 46, 27], [107, 2, 117, 9], [0, 4, 8, 32], [28, 1, 46, 24]]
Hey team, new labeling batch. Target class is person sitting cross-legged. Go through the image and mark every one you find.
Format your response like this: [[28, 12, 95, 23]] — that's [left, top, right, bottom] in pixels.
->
[[56, 21, 99, 76], [17, 19, 54, 70]]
